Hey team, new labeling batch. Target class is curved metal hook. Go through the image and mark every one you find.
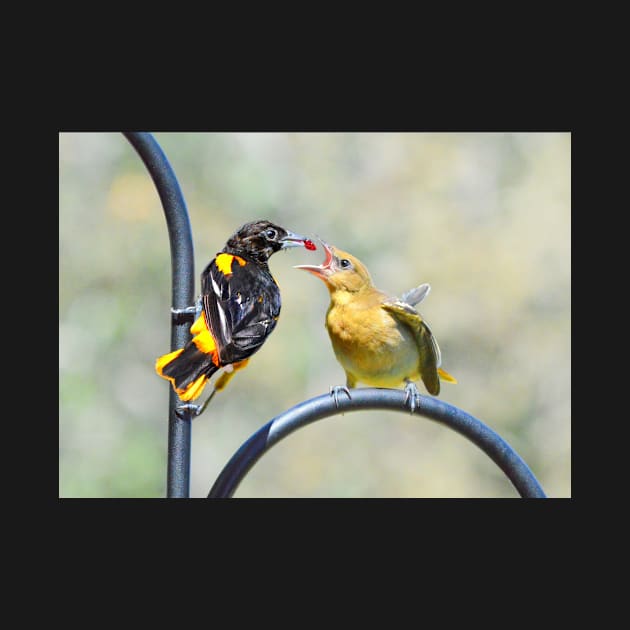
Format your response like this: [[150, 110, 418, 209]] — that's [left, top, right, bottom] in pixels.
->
[[208, 388, 546, 498], [123, 132, 195, 498]]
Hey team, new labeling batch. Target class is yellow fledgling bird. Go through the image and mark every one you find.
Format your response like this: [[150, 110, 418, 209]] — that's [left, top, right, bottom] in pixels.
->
[[295, 240, 456, 410]]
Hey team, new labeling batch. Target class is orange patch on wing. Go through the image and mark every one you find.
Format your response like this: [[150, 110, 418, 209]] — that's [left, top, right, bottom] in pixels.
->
[[190, 314, 220, 366], [215, 253, 247, 276], [190, 314, 207, 336]]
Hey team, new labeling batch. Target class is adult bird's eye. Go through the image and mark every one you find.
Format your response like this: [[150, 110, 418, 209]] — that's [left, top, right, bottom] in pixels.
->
[[340, 258, 352, 269], [265, 228, 277, 240]]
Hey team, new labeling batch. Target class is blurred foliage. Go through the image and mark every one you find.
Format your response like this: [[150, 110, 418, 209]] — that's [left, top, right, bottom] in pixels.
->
[[59, 132, 570, 498]]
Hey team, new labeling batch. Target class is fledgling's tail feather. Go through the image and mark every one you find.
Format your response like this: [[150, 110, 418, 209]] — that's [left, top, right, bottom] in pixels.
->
[[438, 367, 457, 384]]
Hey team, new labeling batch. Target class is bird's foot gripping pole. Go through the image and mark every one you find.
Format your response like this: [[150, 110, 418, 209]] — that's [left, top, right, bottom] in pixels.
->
[[175, 389, 217, 419], [171, 297, 202, 323], [404, 380, 422, 414], [175, 360, 250, 419], [329, 385, 352, 408]]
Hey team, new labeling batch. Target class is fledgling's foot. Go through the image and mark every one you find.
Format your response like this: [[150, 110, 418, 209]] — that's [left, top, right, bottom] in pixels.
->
[[404, 381, 422, 413], [330, 385, 352, 408]]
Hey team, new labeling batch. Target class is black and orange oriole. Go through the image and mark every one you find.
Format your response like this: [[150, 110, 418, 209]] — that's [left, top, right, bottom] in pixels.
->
[[295, 239, 456, 411], [156, 219, 316, 416]]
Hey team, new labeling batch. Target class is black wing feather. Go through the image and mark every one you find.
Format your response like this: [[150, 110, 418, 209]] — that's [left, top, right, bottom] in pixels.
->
[[201, 258, 281, 365]]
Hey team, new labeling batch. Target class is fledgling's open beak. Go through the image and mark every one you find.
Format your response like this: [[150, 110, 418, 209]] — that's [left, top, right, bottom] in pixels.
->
[[294, 237, 335, 279], [280, 230, 317, 250]]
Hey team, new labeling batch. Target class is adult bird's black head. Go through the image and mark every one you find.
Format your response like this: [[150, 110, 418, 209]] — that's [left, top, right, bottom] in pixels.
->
[[223, 219, 315, 267]]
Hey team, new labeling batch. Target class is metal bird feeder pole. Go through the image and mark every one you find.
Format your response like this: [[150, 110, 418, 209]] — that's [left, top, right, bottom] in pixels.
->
[[123, 131, 195, 498]]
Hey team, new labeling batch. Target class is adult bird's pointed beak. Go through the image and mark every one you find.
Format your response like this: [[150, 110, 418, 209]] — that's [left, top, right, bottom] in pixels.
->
[[294, 237, 334, 279], [279, 230, 317, 250]]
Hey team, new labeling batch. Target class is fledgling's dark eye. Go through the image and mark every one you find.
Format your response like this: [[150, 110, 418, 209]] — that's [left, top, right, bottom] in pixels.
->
[[264, 228, 278, 240], [340, 258, 352, 269]]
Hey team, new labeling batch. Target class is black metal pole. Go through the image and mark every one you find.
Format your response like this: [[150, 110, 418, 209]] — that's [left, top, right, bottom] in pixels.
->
[[208, 389, 547, 498], [123, 132, 195, 498]]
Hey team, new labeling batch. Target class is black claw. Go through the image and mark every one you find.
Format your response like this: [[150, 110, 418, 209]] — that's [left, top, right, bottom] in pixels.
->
[[170, 306, 197, 323], [175, 389, 217, 419], [175, 403, 201, 418], [329, 385, 352, 408], [171, 298, 203, 323]]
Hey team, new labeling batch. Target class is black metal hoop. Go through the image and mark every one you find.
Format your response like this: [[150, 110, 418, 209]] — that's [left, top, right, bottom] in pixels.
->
[[209, 388, 546, 498]]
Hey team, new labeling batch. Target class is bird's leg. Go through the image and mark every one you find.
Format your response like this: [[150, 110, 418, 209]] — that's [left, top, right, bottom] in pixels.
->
[[330, 373, 355, 408], [330, 385, 352, 408], [213, 359, 249, 394], [404, 379, 422, 413], [174, 360, 250, 419], [175, 391, 217, 419], [171, 297, 202, 323]]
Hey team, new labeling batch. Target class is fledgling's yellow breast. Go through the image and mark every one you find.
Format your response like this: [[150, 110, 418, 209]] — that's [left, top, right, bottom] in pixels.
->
[[326, 290, 420, 387]]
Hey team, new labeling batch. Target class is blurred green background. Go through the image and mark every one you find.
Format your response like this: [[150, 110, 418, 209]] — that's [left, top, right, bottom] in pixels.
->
[[59, 132, 570, 498]]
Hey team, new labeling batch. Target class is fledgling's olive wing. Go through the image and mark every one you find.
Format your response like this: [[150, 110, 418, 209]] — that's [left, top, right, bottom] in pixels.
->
[[401, 283, 431, 307], [381, 301, 441, 395]]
